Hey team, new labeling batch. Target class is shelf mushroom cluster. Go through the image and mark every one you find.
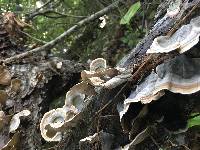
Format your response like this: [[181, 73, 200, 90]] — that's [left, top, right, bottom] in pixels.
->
[[147, 16, 200, 54], [119, 15, 200, 121], [118, 55, 200, 120], [40, 81, 96, 142], [40, 58, 120, 142], [116, 15, 200, 149]]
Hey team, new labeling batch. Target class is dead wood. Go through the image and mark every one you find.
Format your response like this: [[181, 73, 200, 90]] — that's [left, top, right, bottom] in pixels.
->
[[55, 1, 200, 149], [1, 0, 200, 150]]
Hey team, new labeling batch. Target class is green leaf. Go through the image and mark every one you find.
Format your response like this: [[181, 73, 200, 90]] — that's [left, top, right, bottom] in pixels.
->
[[188, 113, 200, 128], [120, 1, 141, 25]]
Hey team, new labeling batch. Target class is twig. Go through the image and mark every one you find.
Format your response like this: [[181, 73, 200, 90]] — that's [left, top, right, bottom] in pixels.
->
[[19, 30, 47, 44], [32, 10, 87, 19], [150, 135, 161, 149], [2, 0, 124, 64], [95, 81, 129, 116], [181, 145, 191, 150], [25, 0, 62, 21], [188, 113, 200, 119], [131, 53, 153, 80], [26, 0, 53, 16], [100, 115, 118, 118], [35, 0, 53, 12]]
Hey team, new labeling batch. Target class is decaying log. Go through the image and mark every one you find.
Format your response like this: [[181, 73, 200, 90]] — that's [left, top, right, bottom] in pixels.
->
[[1, 0, 200, 149], [0, 57, 85, 149], [56, 1, 200, 149]]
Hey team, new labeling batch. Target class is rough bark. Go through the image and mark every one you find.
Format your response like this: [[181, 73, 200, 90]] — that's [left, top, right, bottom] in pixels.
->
[[1, 0, 200, 150], [118, 0, 200, 67], [57, 0, 200, 149]]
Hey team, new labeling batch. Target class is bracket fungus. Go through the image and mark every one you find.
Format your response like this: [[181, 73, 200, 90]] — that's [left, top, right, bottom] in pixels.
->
[[81, 58, 107, 86], [64, 82, 95, 111], [101, 73, 132, 89], [40, 58, 121, 142], [40, 107, 78, 142], [81, 58, 119, 87], [119, 55, 200, 120], [89, 58, 106, 72], [147, 16, 200, 54], [9, 110, 31, 133], [40, 82, 95, 142]]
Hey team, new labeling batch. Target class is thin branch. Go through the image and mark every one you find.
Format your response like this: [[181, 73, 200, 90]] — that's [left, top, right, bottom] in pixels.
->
[[25, 0, 62, 21], [32, 10, 87, 19], [2, 0, 124, 64], [45, 10, 87, 18], [19, 30, 47, 44], [150, 135, 161, 149], [29, 0, 53, 14], [95, 82, 129, 116], [35, 0, 53, 12]]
